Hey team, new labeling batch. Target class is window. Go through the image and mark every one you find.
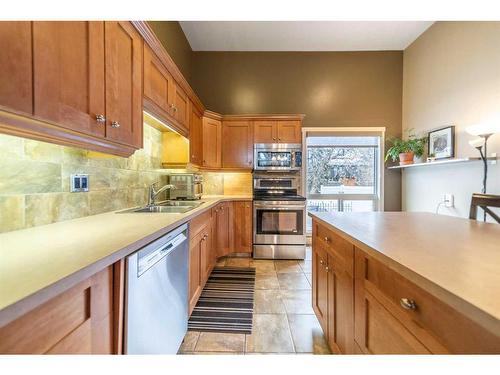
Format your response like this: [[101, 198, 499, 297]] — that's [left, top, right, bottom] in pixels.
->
[[305, 134, 383, 232]]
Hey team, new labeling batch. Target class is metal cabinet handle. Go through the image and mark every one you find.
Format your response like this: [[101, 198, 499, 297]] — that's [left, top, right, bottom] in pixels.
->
[[324, 236, 330, 243], [400, 298, 417, 310], [111, 121, 120, 128], [325, 266, 329, 273], [319, 260, 325, 265], [96, 114, 106, 124]]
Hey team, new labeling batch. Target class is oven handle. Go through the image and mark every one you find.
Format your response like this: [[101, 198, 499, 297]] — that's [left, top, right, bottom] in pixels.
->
[[254, 205, 305, 210]]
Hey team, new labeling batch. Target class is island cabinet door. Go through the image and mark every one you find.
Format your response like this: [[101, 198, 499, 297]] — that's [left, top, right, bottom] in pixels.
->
[[354, 248, 500, 354], [104, 21, 143, 149], [0, 266, 113, 354], [312, 242, 329, 335], [327, 253, 354, 354], [32, 21, 106, 138]]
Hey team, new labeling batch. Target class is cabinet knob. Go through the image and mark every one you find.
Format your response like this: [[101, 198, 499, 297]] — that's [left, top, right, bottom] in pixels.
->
[[324, 236, 329, 243], [96, 114, 106, 124], [400, 298, 417, 310], [319, 260, 325, 265], [325, 266, 329, 273], [111, 121, 120, 128]]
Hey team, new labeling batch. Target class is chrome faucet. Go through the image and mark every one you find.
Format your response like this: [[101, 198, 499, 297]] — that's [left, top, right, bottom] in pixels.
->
[[148, 182, 176, 206]]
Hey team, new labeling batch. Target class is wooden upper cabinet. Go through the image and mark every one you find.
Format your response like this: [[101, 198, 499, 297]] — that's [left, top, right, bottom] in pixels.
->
[[277, 120, 301, 143], [253, 119, 302, 144], [232, 201, 252, 253], [143, 44, 174, 117], [104, 21, 143, 149], [254, 120, 277, 143], [0, 22, 33, 115], [202, 116, 222, 168], [189, 103, 203, 166], [172, 83, 189, 131], [222, 120, 253, 169], [33, 22, 106, 138]]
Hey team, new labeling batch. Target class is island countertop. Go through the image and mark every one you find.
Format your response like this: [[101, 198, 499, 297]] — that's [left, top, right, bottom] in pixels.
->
[[0, 195, 252, 327], [309, 211, 500, 335]]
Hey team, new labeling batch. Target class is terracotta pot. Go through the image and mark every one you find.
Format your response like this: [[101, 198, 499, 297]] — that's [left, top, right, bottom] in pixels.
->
[[399, 151, 415, 165]]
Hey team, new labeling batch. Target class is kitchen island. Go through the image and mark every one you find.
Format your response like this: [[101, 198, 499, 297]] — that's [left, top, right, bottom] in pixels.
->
[[309, 211, 500, 354]]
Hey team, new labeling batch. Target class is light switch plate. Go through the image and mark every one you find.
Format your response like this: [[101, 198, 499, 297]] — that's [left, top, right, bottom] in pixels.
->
[[70, 174, 89, 192]]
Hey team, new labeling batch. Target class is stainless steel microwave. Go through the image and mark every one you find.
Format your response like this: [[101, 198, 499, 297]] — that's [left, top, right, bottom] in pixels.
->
[[253, 143, 302, 172]]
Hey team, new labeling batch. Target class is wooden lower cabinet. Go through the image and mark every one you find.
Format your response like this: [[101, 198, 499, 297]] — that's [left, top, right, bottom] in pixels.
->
[[0, 266, 113, 354], [311, 217, 500, 355], [232, 201, 252, 253], [214, 202, 231, 257], [311, 220, 354, 354]]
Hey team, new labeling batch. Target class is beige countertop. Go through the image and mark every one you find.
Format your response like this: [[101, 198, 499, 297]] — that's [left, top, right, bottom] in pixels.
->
[[0, 195, 252, 327], [309, 211, 500, 335]]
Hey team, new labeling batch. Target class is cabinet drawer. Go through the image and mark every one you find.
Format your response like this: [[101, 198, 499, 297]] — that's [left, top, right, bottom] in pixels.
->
[[314, 221, 354, 276], [190, 209, 212, 238], [355, 248, 500, 353]]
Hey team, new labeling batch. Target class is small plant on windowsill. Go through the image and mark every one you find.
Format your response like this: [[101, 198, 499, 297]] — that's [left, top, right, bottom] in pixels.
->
[[385, 129, 427, 165]]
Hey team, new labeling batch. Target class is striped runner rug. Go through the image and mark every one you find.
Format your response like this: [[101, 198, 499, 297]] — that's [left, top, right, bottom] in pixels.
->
[[188, 267, 256, 334]]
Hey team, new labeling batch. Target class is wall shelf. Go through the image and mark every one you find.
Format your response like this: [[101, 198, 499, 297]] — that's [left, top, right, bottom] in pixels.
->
[[387, 157, 498, 170]]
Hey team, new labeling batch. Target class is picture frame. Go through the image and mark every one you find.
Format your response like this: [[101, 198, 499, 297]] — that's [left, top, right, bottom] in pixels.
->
[[428, 126, 455, 160]]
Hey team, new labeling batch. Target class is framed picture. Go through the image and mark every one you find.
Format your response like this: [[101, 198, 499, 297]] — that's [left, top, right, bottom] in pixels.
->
[[428, 126, 455, 159]]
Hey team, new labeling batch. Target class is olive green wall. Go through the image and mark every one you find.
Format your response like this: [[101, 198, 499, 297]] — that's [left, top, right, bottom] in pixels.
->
[[191, 51, 403, 211], [147, 23, 403, 211], [147, 21, 194, 84]]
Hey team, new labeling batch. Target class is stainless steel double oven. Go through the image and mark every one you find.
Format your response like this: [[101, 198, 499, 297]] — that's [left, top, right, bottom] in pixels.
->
[[253, 173, 306, 260]]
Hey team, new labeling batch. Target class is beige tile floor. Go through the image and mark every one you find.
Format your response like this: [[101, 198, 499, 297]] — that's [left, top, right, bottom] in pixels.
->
[[179, 247, 332, 355]]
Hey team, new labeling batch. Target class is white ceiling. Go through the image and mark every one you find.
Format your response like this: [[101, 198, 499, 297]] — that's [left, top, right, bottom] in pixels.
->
[[180, 21, 434, 51]]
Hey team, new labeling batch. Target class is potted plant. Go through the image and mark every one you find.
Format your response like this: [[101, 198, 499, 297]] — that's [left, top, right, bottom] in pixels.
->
[[385, 130, 427, 165]]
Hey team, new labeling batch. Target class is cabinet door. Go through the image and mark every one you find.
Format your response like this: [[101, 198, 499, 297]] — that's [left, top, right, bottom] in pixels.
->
[[104, 21, 143, 148], [277, 120, 301, 143], [143, 44, 174, 117], [189, 231, 203, 315], [222, 120, 253, 169], [172, 83, 189, 132], [0, 266, 113, 354], [202, 117, 222, 168], [189, 103, 203, 166], [327, 254, 354, 354], [254, 120, 277, 143], [0, 22, 33, 115], [312, 243, 329, 334], [232, 201, 252, 253], [33, 22, 105, 137], [216, 203, 231, 257], [354, 289, 430, 354], [201, 228, 212, 283]]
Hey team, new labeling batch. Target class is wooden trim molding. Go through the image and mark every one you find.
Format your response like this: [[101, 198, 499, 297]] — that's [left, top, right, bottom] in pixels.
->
[[0, 109, 136, 157], [131, 21, 205, 115], [204, 110, 305, 122]]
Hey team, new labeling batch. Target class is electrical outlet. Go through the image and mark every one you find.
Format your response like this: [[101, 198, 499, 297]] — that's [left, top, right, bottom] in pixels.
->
[[444, 194, 454, 208], [70, 174, 89, 192]]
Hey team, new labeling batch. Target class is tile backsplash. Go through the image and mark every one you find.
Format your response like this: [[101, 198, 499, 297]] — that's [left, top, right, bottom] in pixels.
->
[[202, 172, 252, 196], [0, 124, 168, 233]]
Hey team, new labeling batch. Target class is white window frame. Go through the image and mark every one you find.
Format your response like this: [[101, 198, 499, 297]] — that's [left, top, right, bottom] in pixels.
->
[[301, 127, 386, 214]]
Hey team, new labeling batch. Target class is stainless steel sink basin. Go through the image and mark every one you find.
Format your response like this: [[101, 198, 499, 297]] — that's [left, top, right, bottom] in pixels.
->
[[118, 200, 203, 214]]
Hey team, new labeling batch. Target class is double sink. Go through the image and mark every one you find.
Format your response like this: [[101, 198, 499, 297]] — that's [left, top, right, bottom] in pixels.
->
[[119, 200, 204, 214]]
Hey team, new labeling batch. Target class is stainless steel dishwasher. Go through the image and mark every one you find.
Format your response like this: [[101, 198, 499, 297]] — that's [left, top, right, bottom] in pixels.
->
[[124, 223, 189, 354]]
